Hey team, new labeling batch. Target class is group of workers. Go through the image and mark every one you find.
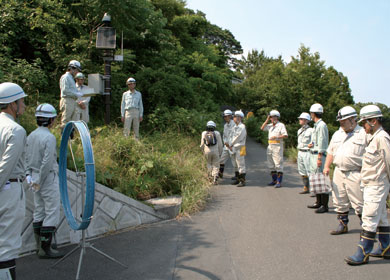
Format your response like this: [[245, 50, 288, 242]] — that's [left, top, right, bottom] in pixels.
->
[[201, 110, 247, 187], [203, 102, 389, 266], [1, 58, 389, 278], [0, 59, 145, 279]]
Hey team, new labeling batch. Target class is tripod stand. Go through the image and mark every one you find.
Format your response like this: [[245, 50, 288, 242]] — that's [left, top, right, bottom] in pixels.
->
[[52, 172, 127, 280]]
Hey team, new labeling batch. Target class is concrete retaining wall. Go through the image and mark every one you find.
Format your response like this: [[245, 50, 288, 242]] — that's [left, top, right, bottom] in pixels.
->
[[20, 170, 170, 255]]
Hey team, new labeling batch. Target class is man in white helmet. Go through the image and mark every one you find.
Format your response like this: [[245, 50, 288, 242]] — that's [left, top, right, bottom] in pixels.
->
[[0, 82, 27, 279], [323, 106, 366, 235], [59, 60, 83, 131], [228, 111, 247, 187], [296, 112, 313, 194], [75, 73, 91, 123], [261, 110, 288, 188], [121, 77, 144, 139], [346, 105, 390, 265], [200, 121, 223, 184], [307, 103, 329, 213], [25, 104, 64, 259], [219, 109, 238, 180]]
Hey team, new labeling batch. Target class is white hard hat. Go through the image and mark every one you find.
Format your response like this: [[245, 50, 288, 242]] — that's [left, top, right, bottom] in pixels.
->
[[68, 60, 82, 71], [359, 105, 383, 122], [223, 109, 233, 116], [310, 103, 324, 113], [75, 73, 85, 79], [234, 110, 244, 118], [207, 121, 216, 127], [336, 106, 357, 121], [126, 77, 136, 84], [35, 103, 57, 118], [269, 110, 280, 117], [298, 112, 311, 121], [0, 82, 27, 104]]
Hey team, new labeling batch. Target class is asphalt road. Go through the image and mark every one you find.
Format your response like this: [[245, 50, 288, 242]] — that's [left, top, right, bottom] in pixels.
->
[[18, 137, 390, 280]]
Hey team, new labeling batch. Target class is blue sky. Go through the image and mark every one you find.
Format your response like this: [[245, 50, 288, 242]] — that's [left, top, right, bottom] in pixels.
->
[[186, 0, 390, 106]]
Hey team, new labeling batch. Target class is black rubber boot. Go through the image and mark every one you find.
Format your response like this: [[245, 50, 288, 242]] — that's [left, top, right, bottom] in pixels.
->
[[315, 193, 329, 213], [307, 194, 321, 209], [231, 171, 239, 181], [0, 259, 16, 280], [232, 173, 240, 185], [330, 213, 349, 235], [33, 221, 43, 254], [268, 171, 277, 186], [237, 173, 246, 187], [299, 176, 310, 194], [345, 230, 376, 265], [219, 164, 225, 178], [370, 226, 390, 259], [39, 227, 64, 259]]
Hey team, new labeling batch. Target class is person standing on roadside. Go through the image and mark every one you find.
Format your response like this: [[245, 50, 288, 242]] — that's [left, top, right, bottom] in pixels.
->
[[200, 121, 223, 185], [26, 104, 65, 259], [345, 105, 390, 265], [323, 106, 366, 235], [0, 82, 27, 280], [261, 110, 288, 188], [307, 103, 329, 213], [59, 60, 82, 130], [229, 111, 247, 187], [219, 109, 238, 180], [121, 77, 143, 139], [296, 112, 313, 194], [75, 73, 91, 123]]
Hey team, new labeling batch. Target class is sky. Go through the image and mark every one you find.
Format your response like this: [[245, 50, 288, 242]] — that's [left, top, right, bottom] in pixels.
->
[[186, 0, 390, 106]]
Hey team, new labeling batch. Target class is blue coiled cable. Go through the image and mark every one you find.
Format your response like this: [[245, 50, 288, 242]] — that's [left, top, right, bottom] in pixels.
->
[[59, 121, 95, 230]]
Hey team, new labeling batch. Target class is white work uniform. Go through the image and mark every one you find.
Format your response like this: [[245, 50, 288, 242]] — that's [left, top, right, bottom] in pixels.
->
[[0, 112, 26, 262], [327, 125, 366, 214], [264, 122, 288, 172], [60, 72, 82, 128], [310, 119, 328, 173], [360, 127, 390, 232], [200, 131, 223, 177], [220, 119, 237, 171], [230, 122, 247, 174], [297, 124, 313, 176], [76, 84, 91, 123], [121, 90, 143, 138], [25, 127, 61, 227]]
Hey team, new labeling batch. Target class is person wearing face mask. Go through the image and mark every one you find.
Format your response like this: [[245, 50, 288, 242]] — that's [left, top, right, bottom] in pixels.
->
[[323, 106, 366, 235], [0, 82, 27, 280], [261, 110, 288, 188], [345, 105, 390, 265]]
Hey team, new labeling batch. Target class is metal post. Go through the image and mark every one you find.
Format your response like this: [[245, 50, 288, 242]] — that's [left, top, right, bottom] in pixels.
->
[[103, 50, 113, 124]]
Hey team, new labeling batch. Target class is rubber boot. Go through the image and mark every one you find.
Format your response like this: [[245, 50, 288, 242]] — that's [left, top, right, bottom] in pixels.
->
[[231, 171, 239, 181], [237, 173, 246, 187], [232, 173, 240, 185], [345, 230, 376, 265], [315, 193, 329, 213], [33, 221, 44, 255], [358, 214, 362, 226], [330, 213, 349, 235], [0, 259, 16, 280], [299, 176, 310, 194], [268, 171, 277, 186], [213, 176, 218, 185], [39, 227, 64, 259], [219, 164, 225, 178], [307, 194, 321, 209], [275, 172, 283, 188], [370, 226, 390, 259]]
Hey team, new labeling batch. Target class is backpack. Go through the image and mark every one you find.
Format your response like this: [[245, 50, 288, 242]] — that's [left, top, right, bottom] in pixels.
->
[[204, 131, 217, 147]]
